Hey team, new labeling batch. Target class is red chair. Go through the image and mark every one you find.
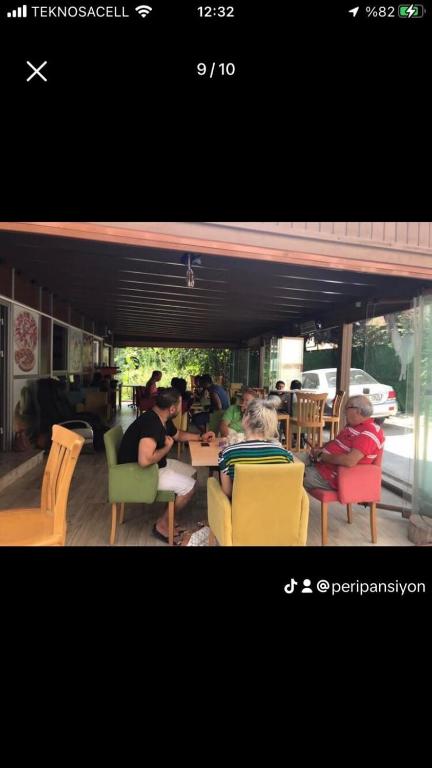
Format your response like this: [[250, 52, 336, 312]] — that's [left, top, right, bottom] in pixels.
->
[[308, 452, 383, 545]]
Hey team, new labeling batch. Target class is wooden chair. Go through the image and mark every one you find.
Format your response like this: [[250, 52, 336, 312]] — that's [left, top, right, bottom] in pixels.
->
[[323, 390, 346, 440], [0, 425, 85, 546], [288, 391, 327, 451], [277, 413, 290, 445]]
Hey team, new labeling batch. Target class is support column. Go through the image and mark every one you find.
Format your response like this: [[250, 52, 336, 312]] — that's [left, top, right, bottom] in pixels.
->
[[336, 323, 353, 430], [259, 343, 265, 388]]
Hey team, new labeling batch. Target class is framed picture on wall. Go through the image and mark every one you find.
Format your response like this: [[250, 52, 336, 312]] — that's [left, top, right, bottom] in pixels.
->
[[69, 328, 83, 373], [102, 345, 110, 365], [82, 333, 93, 372], [13, 305, 39, 376]]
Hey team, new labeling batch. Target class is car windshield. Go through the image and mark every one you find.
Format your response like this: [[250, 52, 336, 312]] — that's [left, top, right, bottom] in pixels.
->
[[349, 369, 378, 385], [324, 369, 378, 386]]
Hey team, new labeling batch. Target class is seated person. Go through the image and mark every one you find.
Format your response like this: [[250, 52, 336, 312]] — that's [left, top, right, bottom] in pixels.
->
[[288, 379, 302, 417], [171, 377, 194, 413], [145, 369, 162, 397], [269, 379, 301, 415], [220, 388, 257, 443], [137, 369, 162, 412], [298, 395, 384, 491], [192, 373, 230, 433], [275, 380, 285, 392], [117, 387, 215, 543], [267, 393, 282, 407], [218, 398, 294, 499]]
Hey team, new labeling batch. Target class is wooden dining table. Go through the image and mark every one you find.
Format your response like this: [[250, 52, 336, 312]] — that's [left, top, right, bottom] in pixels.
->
[[189, 439, 222, 468]]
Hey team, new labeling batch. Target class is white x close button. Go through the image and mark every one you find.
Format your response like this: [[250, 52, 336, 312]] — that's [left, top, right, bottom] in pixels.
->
[[26, 61, 47, 82]]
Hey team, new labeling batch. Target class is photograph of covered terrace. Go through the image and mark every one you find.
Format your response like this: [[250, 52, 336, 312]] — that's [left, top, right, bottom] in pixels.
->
[[0, 222, 431, 546]]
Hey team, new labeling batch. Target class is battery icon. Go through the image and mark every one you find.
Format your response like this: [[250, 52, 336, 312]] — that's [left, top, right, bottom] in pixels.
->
[[398, 4, 424, 16]]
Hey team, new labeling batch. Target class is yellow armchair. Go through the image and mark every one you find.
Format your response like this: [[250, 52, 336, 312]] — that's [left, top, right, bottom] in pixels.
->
[[207, 463, 309, 545]]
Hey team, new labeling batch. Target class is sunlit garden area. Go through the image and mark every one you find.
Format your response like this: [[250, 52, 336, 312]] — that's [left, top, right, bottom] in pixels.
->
[[114, 347, 231, 391]]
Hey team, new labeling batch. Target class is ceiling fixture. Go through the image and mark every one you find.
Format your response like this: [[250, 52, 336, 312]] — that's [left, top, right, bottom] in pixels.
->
[[181, 253, 202, 288]]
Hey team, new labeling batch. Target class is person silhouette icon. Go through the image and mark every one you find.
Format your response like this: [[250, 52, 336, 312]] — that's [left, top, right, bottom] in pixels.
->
[[301, 579, 313, 594]]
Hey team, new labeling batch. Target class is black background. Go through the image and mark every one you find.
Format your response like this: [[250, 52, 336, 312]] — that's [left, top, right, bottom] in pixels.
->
[[1, 1, 430, 216]]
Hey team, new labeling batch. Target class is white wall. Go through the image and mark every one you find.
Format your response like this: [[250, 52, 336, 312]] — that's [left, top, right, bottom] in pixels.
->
[[277, 337, 304, 388]]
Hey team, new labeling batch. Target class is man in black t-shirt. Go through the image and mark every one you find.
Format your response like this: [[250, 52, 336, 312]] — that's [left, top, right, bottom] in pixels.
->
[[118, 388, 215, 543]]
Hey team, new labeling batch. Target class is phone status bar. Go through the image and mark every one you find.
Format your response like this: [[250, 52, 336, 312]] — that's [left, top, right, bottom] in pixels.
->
[[348, 4, 426, 18]]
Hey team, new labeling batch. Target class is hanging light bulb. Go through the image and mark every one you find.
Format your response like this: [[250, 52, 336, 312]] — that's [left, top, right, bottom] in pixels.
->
[[186, 254, 195, 288], [180, 252, 201, 287]]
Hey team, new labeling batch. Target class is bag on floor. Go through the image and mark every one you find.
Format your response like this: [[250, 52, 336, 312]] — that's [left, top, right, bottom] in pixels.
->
[[13, 430, 31, 452], [179, 524, 211, 546]]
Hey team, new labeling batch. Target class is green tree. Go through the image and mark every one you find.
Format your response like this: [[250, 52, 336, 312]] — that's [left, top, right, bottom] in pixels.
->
[[113, 347, 231, 393]]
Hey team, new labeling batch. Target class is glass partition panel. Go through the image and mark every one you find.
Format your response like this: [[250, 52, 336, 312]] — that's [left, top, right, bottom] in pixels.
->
[[248, 349, 260, 387], [262, 341, 270, 389], [360, 303, 415, 515], [412, 293, 432, 517], [229, 348, 249, 385], [268, 337, 279, 389], [302, 328, 338, 413]]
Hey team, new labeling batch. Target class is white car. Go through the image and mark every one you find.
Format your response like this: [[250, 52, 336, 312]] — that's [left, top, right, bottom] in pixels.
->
[[301, 368, 398, 418]]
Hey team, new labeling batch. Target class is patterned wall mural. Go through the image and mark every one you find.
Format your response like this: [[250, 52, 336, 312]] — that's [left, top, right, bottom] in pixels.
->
[[13, 306, 39, 376], [69, 328, 83, 373]]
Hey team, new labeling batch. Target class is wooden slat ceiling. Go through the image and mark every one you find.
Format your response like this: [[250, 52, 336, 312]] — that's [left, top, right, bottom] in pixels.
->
[[0, 232, 427, 345]]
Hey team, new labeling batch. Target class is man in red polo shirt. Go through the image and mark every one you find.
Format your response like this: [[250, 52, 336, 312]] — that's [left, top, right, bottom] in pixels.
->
[[300, 395, 385, 491]]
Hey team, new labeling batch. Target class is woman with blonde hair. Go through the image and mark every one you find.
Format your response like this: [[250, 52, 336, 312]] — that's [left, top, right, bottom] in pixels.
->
[[218, 398, 294, 498]]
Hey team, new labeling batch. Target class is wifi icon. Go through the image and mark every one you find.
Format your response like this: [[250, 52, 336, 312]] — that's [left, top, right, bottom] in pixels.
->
[[135, 4, 152, 17]]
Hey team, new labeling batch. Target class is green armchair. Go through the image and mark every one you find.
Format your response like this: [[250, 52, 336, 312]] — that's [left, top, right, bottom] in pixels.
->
[[104, 426, 176, 545]]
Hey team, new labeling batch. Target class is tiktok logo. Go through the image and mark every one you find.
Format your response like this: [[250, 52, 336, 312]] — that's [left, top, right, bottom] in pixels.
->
[[284, 579, 298, 594]]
